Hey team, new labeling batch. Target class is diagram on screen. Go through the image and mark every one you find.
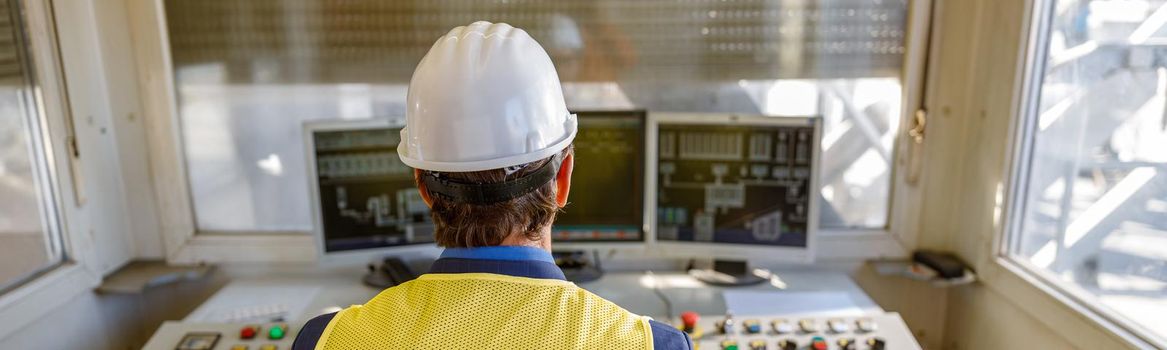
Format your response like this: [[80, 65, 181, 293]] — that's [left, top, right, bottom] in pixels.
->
[[313, 128, 435, 252], [657, 125, 813, 247], [552, 114, 644, 242]]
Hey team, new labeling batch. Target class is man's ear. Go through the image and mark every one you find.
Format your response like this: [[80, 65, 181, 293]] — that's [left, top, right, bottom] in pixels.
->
[[555, 153, 574, 207], [415, 169, 434, 207]]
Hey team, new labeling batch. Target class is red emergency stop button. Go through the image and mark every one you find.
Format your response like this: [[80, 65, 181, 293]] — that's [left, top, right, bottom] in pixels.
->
[[680, 311, 699, 334]]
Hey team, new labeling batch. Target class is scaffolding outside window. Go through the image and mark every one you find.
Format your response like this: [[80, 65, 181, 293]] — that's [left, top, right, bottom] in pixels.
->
[[1010, 0, 1167, 345], [163, 0, 909, 233]]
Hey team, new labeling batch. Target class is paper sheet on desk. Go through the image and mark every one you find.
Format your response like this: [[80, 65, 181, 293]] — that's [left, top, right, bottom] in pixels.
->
[[722, 291, 865, 317]]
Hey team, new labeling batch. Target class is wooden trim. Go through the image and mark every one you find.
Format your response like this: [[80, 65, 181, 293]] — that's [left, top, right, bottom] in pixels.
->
[[953, 0, 1162, 347], [126, 0, 199, 260]]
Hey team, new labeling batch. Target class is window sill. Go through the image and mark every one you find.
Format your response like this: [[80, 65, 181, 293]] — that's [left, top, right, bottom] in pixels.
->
[[168, 234, 317, 264], [979, 256, 1159, 349], [166, 228, 909, 264], [0, 263, 101, 340]]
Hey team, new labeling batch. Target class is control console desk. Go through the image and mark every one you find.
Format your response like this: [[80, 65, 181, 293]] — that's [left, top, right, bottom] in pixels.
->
[[144, 270, 919, 350]]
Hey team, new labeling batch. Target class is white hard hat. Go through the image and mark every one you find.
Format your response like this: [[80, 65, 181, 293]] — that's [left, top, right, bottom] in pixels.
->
[[398, 21, 577, 173]]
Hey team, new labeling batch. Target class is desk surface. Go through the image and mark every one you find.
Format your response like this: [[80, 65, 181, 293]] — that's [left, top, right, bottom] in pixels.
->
[[185, 270, 879, 323]]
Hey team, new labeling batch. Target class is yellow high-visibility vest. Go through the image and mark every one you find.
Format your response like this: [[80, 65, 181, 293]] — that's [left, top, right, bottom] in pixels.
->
[[316, 273, 654, 350]]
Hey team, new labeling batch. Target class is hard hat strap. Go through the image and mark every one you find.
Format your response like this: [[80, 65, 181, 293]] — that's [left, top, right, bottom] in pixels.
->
[[420, 153, 564, 205]]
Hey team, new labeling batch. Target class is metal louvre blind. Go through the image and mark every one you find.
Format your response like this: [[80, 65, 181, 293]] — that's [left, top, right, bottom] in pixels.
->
[[0, 0, 27, 85], [164, 0, 908, 84]]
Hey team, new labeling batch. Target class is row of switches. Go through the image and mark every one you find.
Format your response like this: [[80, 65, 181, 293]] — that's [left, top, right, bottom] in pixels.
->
[[720, 337, 886, 350], [713, 317, 879, 334]]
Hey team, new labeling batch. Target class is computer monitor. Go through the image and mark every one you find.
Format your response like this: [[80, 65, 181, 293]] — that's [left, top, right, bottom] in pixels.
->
[[651, 113, 820, 275], [304, 118, 437, 261], [551, 110, 648, 249]]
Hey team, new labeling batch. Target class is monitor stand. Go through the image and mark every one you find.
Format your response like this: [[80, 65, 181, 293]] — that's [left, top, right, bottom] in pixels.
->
[[553, 250, 604, 284], [689, 260, 772, 286]]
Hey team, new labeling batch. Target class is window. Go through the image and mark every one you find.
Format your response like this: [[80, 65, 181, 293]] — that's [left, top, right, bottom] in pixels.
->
[[0, 0, 65, 293], [1010, 0, 1167, 345], [163, 0, 910, 233]]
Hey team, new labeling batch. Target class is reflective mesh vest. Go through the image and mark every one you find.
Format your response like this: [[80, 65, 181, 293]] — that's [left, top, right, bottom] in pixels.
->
[[315, 273, 654, 350]]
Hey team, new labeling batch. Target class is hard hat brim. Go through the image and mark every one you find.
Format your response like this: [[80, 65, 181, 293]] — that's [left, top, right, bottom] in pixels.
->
[[398, 114, 578, 173]]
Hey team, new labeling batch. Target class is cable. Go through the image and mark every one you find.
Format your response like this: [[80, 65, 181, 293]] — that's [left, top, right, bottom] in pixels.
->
[[593, 249, 603, 271], [645, 270, 675, 320]]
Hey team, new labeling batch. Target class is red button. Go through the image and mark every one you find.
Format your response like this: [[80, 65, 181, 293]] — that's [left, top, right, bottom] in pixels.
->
[[811, 336, 828, 350], [680, 311, 699, 333], [240, 325, 258, 339]]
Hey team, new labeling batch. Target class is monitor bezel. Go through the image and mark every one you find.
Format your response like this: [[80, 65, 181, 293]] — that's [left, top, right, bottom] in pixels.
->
[[647, 112, 821, 263], [303, 118, 439, 264], [552, 109, 650, 251]]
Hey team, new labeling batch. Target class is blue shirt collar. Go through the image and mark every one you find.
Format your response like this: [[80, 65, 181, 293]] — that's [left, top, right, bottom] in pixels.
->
[[431, 246, 566, 280], [439, 246, 556, 264]]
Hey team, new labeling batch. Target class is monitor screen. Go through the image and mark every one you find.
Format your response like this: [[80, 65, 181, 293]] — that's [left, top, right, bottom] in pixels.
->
[[311, 125, 434, 253], [656, 122, 815, 248], [551, 111, 646, 243]]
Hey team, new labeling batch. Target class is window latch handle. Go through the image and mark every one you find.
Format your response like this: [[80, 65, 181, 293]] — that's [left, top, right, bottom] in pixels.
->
[[909, 109, 927, 144]]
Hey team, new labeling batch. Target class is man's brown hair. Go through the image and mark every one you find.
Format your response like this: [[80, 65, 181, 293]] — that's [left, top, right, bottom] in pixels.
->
[[420, 146, 573, 247]]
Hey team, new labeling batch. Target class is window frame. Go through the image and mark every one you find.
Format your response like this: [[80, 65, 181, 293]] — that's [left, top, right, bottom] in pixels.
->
[[132, 0, 934, 263], [0, 0, 103, 340], [0, 0, 67, 294], [992, 0, 1164, 347]]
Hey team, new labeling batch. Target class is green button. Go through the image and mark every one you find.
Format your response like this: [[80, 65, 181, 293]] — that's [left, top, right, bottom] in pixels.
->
[[268, 325, 285, 340]]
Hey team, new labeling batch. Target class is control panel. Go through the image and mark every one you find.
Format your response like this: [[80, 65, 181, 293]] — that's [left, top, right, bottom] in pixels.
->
[[142, 322, 298, 350], [676, 312, 919, 350]]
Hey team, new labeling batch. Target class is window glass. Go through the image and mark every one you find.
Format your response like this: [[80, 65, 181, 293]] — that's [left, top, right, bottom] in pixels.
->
[[164, 0, 909, 232], [0, 0, 64, 293], [1012, 0, 1167, 344]]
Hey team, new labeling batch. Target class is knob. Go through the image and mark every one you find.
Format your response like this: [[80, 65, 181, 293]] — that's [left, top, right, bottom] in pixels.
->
[[771, 319, 794, 334], [743, 319, 762, 334], [680, 311, 699, 334], [866, 337, 887, 350], [838, 338, 857, 350], [717, 315, 736, 335], [720, 339, 739, 350], [749, 339, 767, 350], [856, 318, 878, 333], [777, 339, 797, 350], [810, 336, 828, 350], [828, 318, 850, 333], [799, 319, 819, 333]]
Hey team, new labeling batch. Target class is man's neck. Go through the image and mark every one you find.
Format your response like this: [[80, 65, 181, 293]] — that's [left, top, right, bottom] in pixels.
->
[[497, 226, 553, 252]]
